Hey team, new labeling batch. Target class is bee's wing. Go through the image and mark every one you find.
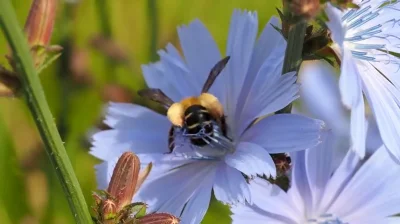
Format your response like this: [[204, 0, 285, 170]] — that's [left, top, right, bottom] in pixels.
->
[[138, 88, 174, 108], [201, 56, 230, 93]]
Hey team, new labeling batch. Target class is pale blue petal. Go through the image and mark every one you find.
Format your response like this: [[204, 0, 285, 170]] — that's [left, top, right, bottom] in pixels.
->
[[330, 146, 400, 221], [349, 93, 367, 158], [318, 148, 360, 213], [177, 19, 222, 94], [349, 218, 394, 224], [249, 178, 301, 221], [288, 151, 312, 217], [91, 128, 168, 160], [304, 132, 335, 213], [90, 103, 170, 160], [136, 153, 190, 175], [234, 16, 286, 126], [339, 49, 363, 108], [231, 204, 287, 224], [236, 58, 298, 135], [372, 54, 400, 88], [95, 159, 117, 190], [222, 10, 258, 132], [158, 48, 198, 98], [231, 204, 294, 224], [366, 115, 382, 153], [300, 60, 349, 136], [104, 103, 168, 130], [325, 4, 345, 46], [179, 165, 215, 224], [386, 217, 400, 224], [247, 16, 285, 81], [141, 48, 182, 102], [361, 62, 400, 162], [213, 164, 251, 204], [225, 141, 276, 178], [241, 114, 325, 153], [135, 159, 218, 218], [330, 134, 351, 172]]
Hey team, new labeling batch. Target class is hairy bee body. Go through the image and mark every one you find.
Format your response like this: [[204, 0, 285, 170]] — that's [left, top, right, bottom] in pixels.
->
[[184, 105, 214, 146], [168, 104, 228, 152], [138, 56, 231, 154]]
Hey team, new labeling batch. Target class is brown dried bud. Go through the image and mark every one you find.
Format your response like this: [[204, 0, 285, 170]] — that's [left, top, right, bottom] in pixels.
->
[[108, 152, 140, 211], [23, 0, 58, 68], [288, 0, 321, 20], [138, 213, 180, 224], [24, 0, 57, 46]]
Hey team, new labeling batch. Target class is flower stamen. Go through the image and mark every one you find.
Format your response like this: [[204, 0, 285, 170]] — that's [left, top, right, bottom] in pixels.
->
[[308, 213, 348, 224], [172, 121, 235, 160]]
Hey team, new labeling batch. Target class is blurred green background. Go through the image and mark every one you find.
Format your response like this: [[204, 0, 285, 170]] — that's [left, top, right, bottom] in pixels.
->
[[0, 0, 279, 223]]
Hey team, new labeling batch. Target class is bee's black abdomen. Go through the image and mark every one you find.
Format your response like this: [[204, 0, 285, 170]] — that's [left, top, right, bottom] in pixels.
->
[[184, 105, 214, 146]]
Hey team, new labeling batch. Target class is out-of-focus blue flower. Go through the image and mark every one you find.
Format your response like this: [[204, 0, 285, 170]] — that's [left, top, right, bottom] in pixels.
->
[[91, 10, 326, 224], [325, 0, 400, 161], [231, 132, 400, 224], [297, 60, 383, 167]]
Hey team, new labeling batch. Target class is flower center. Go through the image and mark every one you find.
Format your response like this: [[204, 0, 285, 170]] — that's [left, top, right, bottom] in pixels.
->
[[308, 213, 348, 224], [172, 121, 235, 160], [341, 0, 400, 64]]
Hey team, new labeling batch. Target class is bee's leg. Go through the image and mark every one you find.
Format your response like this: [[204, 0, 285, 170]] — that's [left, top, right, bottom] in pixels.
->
[[214, 117, 233, 142], [166, 126, 175, 154], [220, 116, 227, 136], [219, 116, 234, 141], [201, 137, 211, 145]]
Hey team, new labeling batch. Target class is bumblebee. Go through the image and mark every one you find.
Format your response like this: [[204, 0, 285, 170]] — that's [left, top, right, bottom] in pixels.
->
[[138, 56, 230, 152]]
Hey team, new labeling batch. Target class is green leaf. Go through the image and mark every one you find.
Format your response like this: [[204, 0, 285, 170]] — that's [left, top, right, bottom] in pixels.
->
[[347, 2, 360, 9], [129, 203, 146, 218], [276, 7, 285, 23], [271, 23, 286, 40], [318, 11, 329, 23], [37, 52, 62, 75], [202, 196, 231, 224]]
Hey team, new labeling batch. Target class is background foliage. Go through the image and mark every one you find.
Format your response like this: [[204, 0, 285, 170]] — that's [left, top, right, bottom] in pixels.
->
[[0, 0, 279, 223]]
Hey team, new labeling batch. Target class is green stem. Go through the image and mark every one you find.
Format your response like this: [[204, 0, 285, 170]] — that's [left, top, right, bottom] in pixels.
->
[[278, 20, 307, 114], [0, 1, 92, 223], [282, 21, 307, 74]]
